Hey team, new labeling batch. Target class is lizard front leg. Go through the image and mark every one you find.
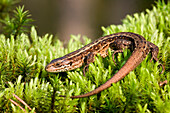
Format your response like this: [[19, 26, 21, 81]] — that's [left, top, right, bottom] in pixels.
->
[[83, 53, 95, 76]]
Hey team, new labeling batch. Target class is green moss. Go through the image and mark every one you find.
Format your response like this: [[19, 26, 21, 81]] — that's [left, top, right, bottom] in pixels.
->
[[0, 1, 169, 112]]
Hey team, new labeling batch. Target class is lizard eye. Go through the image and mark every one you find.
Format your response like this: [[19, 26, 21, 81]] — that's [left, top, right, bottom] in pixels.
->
[[55, 63, 60, 66]]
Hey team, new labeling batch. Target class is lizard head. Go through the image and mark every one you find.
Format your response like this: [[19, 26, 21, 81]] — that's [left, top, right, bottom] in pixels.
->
[[45, 56, 73, 73], [45, 55, 83, 73]]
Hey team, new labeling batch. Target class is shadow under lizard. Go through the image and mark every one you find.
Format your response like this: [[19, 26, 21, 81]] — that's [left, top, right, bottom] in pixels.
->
[[45, 32, 164, 98]]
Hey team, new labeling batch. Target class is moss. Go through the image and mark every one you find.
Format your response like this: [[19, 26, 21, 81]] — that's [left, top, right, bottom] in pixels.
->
[[0, 1, 169, 112]]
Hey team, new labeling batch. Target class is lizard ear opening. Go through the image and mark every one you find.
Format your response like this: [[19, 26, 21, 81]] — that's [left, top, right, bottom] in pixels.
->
[[69, 62, 73, 66]]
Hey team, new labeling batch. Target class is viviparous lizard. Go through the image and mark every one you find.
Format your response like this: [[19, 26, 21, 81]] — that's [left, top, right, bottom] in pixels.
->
[[45, 32, 164, 98]]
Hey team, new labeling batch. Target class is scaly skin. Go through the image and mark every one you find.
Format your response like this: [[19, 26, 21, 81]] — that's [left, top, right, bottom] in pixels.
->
[[46, 32, 164, 98]]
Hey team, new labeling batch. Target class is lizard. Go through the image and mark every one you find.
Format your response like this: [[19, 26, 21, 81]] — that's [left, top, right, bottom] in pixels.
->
[[45, 32, 164, 98]]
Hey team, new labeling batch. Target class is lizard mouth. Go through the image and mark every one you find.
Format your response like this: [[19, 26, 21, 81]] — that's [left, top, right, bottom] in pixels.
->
[[45, 65, 57, 72]]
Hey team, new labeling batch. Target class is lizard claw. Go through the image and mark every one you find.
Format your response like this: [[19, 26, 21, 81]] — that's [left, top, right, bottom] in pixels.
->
[[159, 80, 167, 87]]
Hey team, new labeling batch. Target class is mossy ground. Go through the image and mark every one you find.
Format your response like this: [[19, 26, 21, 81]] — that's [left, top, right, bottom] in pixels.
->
[[0, 1, 169, 113]]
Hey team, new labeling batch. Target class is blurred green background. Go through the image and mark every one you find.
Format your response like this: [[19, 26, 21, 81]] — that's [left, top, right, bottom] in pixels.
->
[[20, 0, 161, 42]]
